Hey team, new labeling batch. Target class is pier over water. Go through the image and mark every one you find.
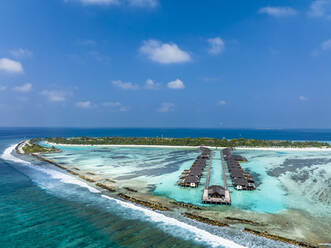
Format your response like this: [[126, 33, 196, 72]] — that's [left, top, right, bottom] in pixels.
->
[[202, 149, 231, 205]]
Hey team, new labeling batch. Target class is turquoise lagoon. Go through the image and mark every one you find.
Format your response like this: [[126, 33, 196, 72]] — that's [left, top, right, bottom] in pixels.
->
[[39, 143, 331, 245], [2, 128, 331, 248], [42, 144, 331, 216], [3, 142, 296, 248]]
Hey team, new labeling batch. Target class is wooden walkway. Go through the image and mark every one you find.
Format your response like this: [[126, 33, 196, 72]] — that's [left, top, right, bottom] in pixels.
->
[[220, 150, 231, 204], [202, 152, 212, 201], [201, 150, 231, 204]]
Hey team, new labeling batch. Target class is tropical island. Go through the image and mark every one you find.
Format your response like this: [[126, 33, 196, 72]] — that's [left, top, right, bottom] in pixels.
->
[[16, 140, 60, 154], [14, 137, 331, 248], [42, 136, 330, 148]]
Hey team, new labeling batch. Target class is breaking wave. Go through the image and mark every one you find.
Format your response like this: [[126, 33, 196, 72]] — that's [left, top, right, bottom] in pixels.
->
[[101, 195, 246, 248], [1, 143, 248, 248], [1, 144, 100, 193]]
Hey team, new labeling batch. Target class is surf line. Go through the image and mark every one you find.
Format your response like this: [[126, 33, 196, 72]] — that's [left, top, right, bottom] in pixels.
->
[[1, 144, 100, 193], [101, 195, 246, 248], [2, 144, 245, 248]]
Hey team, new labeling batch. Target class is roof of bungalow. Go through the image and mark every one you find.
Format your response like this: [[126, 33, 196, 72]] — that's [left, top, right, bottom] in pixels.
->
[[193, 160, 205, 164], [191, 168, 204, 173], [230, 170, 244, 178], [228, 165, 240, 170], [226, 158, 239, 164], [184, 175, 200, 184], [208, 185, 226, 197], [190, 169, 203, 175], [233, 178, 248, 186], [231, 154, 248, 162], [192, 163, 205, 168]]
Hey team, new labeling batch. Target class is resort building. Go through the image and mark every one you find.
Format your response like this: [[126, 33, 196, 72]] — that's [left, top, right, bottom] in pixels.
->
[[207, 185, 226, 199], [177, 147, 211, 188], [222, 148, 256, 191], [201, 150, 231, 205]]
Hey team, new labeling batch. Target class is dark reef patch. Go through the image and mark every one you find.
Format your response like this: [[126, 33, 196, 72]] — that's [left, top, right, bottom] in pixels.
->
[[114, 158, 193, 180], [245, 168, 262, 186], [92, 149, 112, 152], [110, 155, 130, 159], [267, 158, 331, 177], [52, 156, 68, 160]]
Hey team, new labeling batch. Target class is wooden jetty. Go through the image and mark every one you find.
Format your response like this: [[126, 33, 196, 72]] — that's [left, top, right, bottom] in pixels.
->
[[221, 150, 231, 203], [202, 150, 231, 205]]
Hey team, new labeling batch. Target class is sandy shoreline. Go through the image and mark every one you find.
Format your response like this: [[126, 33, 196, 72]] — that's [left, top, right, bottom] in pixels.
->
[[45, 141, 331, 152], [16, 140, 30, 154], [16, 141, 325, 247]]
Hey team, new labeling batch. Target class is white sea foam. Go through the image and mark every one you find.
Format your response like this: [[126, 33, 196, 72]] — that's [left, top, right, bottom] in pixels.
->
[[101, 194, 246, 248], [2, 144, 246, 247], [1, 144, 100, 193], [1, 144, 31, 165]]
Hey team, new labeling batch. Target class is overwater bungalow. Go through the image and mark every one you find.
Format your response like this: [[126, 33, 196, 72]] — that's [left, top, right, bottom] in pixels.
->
[[178, 147, 211, 188], [202, 185, 230, 204], [183, 175, 200, 188], [207, 185, 225, 199], [231, 154, 248, 162], [222, 148, 256, 191], [233, 178, 249, 190]]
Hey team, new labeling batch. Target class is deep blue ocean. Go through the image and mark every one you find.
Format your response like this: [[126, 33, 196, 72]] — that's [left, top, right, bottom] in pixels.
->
[[1, 127, 331, 141], [1, 127, 330, 248]]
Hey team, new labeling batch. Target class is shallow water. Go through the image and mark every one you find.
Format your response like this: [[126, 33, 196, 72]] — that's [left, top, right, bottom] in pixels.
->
[[1, 143, 242, 248], [43, 144, 331, 217], [1, 128, 331, 247], [39, 142, 331, 244]]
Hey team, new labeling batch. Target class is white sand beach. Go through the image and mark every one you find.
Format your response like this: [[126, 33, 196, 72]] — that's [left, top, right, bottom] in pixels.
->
[[45, 141, 331, 152]]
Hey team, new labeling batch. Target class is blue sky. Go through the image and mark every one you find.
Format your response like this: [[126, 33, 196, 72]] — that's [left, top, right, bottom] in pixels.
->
[[0, 0, 331, 128]]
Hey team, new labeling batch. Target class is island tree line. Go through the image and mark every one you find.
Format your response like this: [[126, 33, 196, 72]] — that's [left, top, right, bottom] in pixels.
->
[[34, 137, 331, 148]]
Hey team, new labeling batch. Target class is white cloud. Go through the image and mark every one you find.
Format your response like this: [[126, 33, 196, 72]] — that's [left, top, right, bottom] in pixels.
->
[[89, 51, 111, 63], [218, 100, 226, 105], [312, 39, 331, 56], [16, 96, 29, 102], [68, 0, 158, 7], [79, 39, 97, 46], [207, 37, 225, 55], [157, 102, 175, 112], [258, 6, 297, 17], [41, 90, 67, 102], [202, 77, 221, 82], [321, 39, 331, 50], [140, 40, 191, 64], [112, 80, 139, 90], [13, 83, 32, 93], [167, 79, 185, 89], [308, 0, 331, 19], [145, 79, 161, 89], [128, 0, 158, 8], [103, 101, 129, 111], [78, 0, 120, 5], [76, 100, 93, 108], [0, 58, 23, 73], [299, 96, 308, 101], [0, 85, 7, 91], [10, 48, 32, 58]]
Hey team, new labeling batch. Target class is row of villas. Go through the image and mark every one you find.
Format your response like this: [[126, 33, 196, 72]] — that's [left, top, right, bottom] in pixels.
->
[[222, 148, 256, 190], [177, 147, 211, 188]]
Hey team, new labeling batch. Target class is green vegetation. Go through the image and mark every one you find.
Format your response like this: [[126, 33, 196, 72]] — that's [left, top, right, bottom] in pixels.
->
[[23, 143, 60, 154], [44, 136, 331, 148]]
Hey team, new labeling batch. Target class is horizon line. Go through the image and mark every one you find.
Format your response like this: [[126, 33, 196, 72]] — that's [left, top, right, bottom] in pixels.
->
[[1, 126, 331, 130]]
